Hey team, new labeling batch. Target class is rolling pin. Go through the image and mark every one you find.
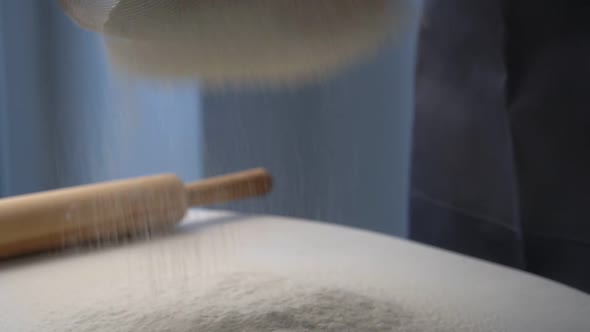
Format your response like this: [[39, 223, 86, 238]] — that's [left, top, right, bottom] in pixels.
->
[[0, 168, 272, 259]]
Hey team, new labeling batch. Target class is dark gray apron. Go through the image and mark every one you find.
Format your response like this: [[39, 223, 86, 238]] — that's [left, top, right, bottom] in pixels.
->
[[410, 0, 590, 293]]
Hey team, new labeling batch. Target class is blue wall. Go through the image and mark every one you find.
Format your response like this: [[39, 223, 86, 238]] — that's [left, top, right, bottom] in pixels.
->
[[0, 0, 421, 237], [202, 16, 421, 236], [0, 0, 202, 196]]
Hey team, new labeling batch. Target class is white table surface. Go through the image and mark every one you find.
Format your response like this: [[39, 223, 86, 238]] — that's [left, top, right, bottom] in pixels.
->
[[1, 210, 588, 331]]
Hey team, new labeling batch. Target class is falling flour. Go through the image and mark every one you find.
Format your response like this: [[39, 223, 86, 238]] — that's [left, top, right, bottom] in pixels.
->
[[42, 271, 488, 332]]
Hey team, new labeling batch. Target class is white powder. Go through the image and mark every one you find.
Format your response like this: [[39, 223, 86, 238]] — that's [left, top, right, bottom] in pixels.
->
[[0, 213, 512, 331], [42, 271, 486, 332]]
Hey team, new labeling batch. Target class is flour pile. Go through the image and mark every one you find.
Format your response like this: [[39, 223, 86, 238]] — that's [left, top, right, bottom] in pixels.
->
[[44, 271, 486, 332]]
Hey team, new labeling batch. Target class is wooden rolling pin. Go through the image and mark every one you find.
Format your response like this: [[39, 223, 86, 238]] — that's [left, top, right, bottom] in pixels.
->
[[0, 168, 272, 259]]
